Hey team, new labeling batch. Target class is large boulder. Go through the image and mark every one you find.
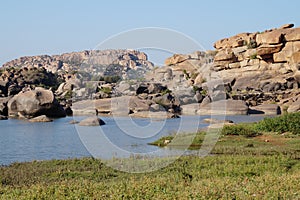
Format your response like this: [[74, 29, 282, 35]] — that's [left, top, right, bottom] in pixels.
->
[[256, 44, 283, 56], [181, 103, 200, 115], [72, 96, 151, 116], [249, 104, 281, 115], [289, 51, 300, 64], [214, 33, 255, 49], [165, 54, 190, 66], [7, 88, 66, 118], [273, 41, 300, 62], [199, 100, 249, 115], [214, 49, 236, 62], [256, 29, 285, 45], [285, 27, 300, 42], [78, 117, 105, 126], [287, 96, 300, 113]]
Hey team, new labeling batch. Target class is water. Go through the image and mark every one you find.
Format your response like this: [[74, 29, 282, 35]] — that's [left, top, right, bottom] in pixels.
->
[[0, 115, 266, 165]]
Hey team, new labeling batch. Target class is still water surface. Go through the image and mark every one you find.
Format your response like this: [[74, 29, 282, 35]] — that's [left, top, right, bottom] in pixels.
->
[[0, 115, 266, 165]]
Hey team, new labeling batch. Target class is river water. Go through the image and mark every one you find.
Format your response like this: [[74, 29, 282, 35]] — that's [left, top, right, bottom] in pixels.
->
[[0, 115, 266, 165]]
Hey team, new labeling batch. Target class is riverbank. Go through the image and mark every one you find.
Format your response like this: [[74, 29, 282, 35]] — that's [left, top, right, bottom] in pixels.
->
[[0, 149, 299, 199], [1, 113, 300, 199]]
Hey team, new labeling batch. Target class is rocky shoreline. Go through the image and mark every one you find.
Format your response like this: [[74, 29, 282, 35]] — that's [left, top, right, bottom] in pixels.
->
[[0, 24, 299, 124]]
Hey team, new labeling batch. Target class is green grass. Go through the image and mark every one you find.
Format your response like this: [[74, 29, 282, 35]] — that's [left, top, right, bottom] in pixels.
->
[[1, 113, 300, 199], [0, 154, 299, 199]]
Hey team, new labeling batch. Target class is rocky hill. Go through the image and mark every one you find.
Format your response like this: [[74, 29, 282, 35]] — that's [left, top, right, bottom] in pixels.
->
[[150, 24, 300, 115], [0, 24, 300, 121], [2, 49, 153, 76]]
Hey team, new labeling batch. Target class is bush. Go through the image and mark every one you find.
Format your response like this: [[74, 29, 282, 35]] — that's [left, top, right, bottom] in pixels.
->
[[100, 87, 112, 94], [249, 53, 257, 59], [221, 124, 261, 137], [255, 112, 300, 135]]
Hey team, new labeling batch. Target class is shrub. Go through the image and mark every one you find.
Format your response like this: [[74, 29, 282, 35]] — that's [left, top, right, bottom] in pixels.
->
[[100, 87, 112, 94], [249, 53, 257, 59], [161, 88, 172, 95], [221, 124, 261, 137], [255, 112, 300, 135]]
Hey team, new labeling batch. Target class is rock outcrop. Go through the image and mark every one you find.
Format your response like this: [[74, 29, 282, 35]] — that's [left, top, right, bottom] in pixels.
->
[[2, 49, 154, 75], [1, 24, 299, 119], [78, 117, 105, 126], [7, 87, 66, 118], [211, 24, 300, 113]]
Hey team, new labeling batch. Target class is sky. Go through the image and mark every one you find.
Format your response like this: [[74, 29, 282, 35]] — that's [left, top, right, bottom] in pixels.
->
[[1, 0, 300, 65]]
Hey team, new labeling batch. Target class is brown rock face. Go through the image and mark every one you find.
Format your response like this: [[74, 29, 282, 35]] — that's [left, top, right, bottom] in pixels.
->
[[274, 41, 300, 62], [214, 33, 255, 49], [285, 27, 300, 41], [2, 49, 154, 74], [256, 44, 283, 56], [165, 54, 190, 66], [214, 49, 236, 61], [7, 88, 66, 118], [279, 23, 294, 29], [289, 51, 300, 64], [256, 30, 285, 45]]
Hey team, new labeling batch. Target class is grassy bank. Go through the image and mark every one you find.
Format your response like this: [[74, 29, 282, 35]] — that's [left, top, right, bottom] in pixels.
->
[[0, 113, 300, 199], [0, 155, 300, 199]]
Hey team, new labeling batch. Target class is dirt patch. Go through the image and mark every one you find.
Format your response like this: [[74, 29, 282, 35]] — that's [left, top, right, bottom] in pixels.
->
[[255, 134, 290, 146]]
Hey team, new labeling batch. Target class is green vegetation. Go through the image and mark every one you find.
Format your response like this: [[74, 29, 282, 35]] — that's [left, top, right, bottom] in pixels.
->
[[1, 113, 300, 199], [192, 85, 199, 93], [182, 69, 190, 80], [100, 87, 112, 94], [221, 123, 261, 137], [151, 113, 300, 152], [190, 72, 199, 80], [0, 143, 299, 199], [99, 75, 121, 83], [200, 89, 208, 96], [249, 53, 257, 59], [255, 112, 300, 134], [247, 39, 257, 49], [161, 88, 172, 95]]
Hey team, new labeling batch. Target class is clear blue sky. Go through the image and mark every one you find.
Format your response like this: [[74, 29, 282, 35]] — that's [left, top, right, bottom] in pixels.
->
[[1, 0, 300, 65]]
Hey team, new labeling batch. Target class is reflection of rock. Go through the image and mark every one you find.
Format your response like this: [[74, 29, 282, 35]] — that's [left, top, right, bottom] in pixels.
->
[[0, 115, 8, 120], [7, 88, 66, 118], [69, 120, 79, 124], [181, 103, 200, 115], [129, 111, 179, 119], [0, 97, 10, 116], [78, 117, 105, 126], [181, 100, 248, 115], [29, 115, 53, 122], [203, 118, 234, 124]]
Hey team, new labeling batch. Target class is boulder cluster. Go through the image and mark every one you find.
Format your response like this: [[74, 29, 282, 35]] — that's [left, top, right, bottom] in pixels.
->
[[0, 24, 300, 123]]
